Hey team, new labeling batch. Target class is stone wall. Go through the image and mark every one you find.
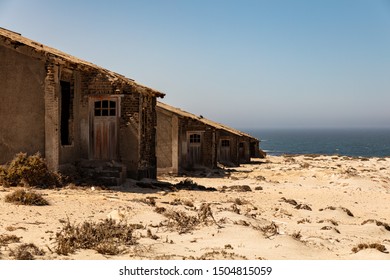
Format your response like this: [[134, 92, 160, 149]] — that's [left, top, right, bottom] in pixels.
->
[[0, 45, 46, 165]]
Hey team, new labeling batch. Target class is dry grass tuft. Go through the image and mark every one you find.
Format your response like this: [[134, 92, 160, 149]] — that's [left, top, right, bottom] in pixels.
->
[[352, 243, 388, 254], [257, 222, 279, 238], [163, 210, 200, 234], [55, 218, 137, 255], [5, 225, 27, 232], [319, 206, 353, 217], [132, 197, 156, 207], [154, 207, 166, 214], [280, 197, 298, 206], [229, 197, 249, 205], [9, 243, 45, 260], [297, 218, 311, 224], [196, 250, 248, 260], [0, 234, 21, 246], [340, 207, 354, 217], [291, 231, 302, 241], [318, 219, 339, 226], [5, 189, 49, 206], [295, 203, 312, 211], [362, 219, 390, 231], [146, 229, 159, 240], [227, 185, 252, 192]]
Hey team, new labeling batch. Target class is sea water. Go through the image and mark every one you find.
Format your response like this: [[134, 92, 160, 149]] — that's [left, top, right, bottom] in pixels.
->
[[244, 128, 390, 157]]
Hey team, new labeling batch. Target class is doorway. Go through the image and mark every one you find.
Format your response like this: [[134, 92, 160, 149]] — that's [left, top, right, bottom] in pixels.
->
[[90, 97, 119, 160]]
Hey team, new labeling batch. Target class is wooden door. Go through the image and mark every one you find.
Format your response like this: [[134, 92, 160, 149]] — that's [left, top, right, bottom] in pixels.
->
[[188, 133, 202, 166], [92, 98, 118, 160], [220, 139, 231, 163]]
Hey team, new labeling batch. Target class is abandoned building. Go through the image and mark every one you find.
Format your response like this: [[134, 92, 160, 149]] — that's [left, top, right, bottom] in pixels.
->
[[156, 102, 263, 174], [0, 27, 165, 183]]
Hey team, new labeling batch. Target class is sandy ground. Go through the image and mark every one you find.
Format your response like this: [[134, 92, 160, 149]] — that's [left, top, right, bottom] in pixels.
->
[[1, 155, 390, 260]]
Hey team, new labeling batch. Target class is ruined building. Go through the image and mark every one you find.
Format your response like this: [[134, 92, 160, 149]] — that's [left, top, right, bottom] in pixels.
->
[[0, 27, 164, 182], [156, 102, 263, 175]]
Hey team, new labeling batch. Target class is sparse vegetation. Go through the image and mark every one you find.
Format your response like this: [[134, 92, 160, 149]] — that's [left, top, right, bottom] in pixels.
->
[[257, 222, 279, 238], [318, 219, 339, 226], [361, 219, 390, 231], [295, 203, 312, 211], [175, 179, 217, 191], [162, 203, 219, 234], [163, 210, 199, 234], [280, 197, 298, 206], [0, 153, 60, 187], [319, 206, 354, 217], [297, 218, 311, 224], [291, 231, 302, 241], [0, 234, 21, 246], [352, 243, 388, 254], [9, 243, 45, 260], [55, 219, 137, 255], [5, 189, 49, 206]]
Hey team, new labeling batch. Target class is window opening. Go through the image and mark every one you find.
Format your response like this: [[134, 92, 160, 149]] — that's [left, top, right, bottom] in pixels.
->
[[221, 139, 230, 147], [189, 134, 201, 143], [95, 100, 116, 116], [60, 81, 72, 145]]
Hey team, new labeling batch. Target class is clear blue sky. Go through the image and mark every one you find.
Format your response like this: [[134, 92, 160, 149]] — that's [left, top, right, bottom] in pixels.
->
[[1, 0, 390, 129]]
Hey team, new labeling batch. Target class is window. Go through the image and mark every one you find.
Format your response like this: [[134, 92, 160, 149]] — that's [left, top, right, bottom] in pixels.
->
[[239, 142, 244, 148], [60, 81, 73, 145], [189, 134, 201, 143], [94, 100, 116, 116], [221, 139, 230, 147]]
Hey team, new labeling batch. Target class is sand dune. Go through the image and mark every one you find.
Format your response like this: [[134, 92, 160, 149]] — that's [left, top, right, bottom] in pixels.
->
[[1, 155, 389, 260]]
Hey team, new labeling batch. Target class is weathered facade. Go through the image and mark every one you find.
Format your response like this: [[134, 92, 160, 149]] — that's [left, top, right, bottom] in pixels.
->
[[0, 28, 164, 181], [156, 102, 262, 174]]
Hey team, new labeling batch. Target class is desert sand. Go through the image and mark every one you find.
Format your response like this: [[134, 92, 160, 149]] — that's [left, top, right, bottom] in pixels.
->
[[1, 155, 390, 260]]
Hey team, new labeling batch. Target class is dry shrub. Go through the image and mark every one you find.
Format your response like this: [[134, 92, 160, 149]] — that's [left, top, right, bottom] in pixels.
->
[[0, 153, 60, 187], [175, 179, 217, 191], [170, 198, 182, 206], [318, 219, 339, 226], [154, 207, 166, 214], [300, 162, 310, 168], [0, 234, 21, 246], [183, 200, 194, 208], [198, 203, 221, 228], [95, 242, 124, 255], [131, 197, 156, 207], [295, 203, 312, 211], [163, 210, 200, 234], [280, 197, 298, 206], [229, 197, 249, 205], [340, 207, 354, 217], [5, 225, 27, 232], [5, 189, 49, 206], [196, 250, 248, 260], [291, 231, 302, 240], [55, 219, 136, 255], [297, 218, 311, 224], [146, 229, 159, 240], [231, 203, 241, 214], [228, 185, 252, 192], [352, 243, 388, 254], [319, 206, 353, 217], [361, 219, 390, 231], [258, 222, 279, 238], [9, 243, 45, 260]]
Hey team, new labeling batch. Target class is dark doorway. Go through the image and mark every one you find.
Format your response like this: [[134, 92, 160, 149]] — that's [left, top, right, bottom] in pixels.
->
[[60, 81, 72, 145]]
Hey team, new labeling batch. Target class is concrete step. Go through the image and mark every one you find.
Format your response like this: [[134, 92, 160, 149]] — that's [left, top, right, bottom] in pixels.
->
[[76, 160, 126, 186]]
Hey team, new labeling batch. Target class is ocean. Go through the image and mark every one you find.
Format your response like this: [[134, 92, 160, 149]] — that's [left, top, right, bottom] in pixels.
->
[[244, 128, 390, 158]]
